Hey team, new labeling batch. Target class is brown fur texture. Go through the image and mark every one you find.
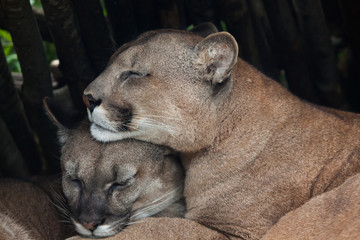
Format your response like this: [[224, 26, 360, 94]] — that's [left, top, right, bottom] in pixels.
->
[[81, 29, 360, 239], [0, 178, 70, 240], [261, 173, 360, 240]]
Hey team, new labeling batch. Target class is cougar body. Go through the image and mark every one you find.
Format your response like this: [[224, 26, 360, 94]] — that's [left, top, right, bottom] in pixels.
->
[[81, 28, 360, 239]]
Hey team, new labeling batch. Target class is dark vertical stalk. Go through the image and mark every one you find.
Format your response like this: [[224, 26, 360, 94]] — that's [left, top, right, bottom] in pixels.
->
[[3, 0, 59, 173], [247, 0, 279, 79], [0, 41, 42, 174], [32, 7, 53, 42], [0, 116, 29, 178], [41, 0, 96, 110], [294, 0, 346, 108], [339, 0, 360, 111], [263, 0, 318, 103], [219, 0, 262, 69], [104, 0, 138, 47], [71, 0, 115, 74]]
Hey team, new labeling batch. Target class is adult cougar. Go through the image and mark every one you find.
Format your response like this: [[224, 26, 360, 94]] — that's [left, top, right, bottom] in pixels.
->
[[44, 99, 185, 238], [82, 28, 360, 239]]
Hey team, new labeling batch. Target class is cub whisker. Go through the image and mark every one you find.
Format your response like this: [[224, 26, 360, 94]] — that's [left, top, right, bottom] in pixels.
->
[[131, 187, 181, 220], [127, 220, 145, 225]]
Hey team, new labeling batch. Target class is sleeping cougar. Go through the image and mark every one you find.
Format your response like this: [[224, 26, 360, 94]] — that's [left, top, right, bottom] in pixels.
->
[[82, 28, 360, 239], [44, 99, 185, 238]]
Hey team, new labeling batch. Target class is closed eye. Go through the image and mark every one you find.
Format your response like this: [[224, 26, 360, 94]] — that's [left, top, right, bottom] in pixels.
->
[[119, 71, 149, 81], [107, 177, 134, 195]]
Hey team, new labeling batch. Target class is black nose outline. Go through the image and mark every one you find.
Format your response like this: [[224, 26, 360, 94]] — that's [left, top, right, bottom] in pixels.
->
[[83, 94, 102, 113]]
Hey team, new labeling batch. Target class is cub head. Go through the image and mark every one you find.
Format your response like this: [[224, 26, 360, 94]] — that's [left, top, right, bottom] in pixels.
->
[[44, 98, 184, 238], [83, 27, 238, 152]]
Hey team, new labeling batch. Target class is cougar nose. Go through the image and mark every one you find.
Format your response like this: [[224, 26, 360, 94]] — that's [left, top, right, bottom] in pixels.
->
[[79, 218, 105, 231], [83, 94, 101, 113]]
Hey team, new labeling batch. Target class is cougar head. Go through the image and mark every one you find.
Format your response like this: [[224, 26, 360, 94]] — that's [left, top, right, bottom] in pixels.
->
[[83, 26, 238, 152], [44, 98, 184, 238]]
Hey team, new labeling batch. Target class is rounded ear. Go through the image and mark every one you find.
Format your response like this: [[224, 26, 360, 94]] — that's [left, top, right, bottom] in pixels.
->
[[43, 97, 86, 144], [194, 32, 238, 84]]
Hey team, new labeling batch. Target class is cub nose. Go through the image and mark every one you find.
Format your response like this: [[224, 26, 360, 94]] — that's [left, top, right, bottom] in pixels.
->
[[83, 94, 101, 113], [79, 218, 105, 231]]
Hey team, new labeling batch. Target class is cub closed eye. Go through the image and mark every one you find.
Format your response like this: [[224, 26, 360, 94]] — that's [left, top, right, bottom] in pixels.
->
[[108, 178, 133, 195]]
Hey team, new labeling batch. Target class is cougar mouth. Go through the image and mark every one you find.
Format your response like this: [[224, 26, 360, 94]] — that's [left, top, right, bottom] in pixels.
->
[[88, 105, 133, 133], [72, 213, 131, 238]]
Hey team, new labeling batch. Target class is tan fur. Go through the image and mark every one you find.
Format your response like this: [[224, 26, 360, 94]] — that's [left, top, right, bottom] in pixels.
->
[[60, 122, 185, 238], [0, 178, 68, 240], [261, 173, 360, 240], [82, 29, 360, 239]]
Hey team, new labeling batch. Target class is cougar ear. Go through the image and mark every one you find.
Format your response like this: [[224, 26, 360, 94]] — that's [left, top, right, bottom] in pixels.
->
[[43, 97, 86, 144], [194, 32, 238, 84], [190, 22, 218, 37]]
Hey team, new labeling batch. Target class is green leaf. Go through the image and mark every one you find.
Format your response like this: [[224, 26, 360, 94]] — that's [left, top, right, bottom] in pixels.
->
[[186, 24, 194, 31], [220, 21, 228, 32], [0, 29, 12, 42], [6, 53, 18, 63]]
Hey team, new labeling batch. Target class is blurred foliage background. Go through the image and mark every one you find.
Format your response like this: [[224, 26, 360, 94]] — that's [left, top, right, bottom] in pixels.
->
[[0, 0, 58, 72]]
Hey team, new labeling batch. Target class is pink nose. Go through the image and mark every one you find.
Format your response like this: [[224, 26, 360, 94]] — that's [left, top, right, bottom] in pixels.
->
[[82, 222, 96, 231], [79, 217, 104, 231], [83, 94, 91, 109], [83, 94, 101, 112]]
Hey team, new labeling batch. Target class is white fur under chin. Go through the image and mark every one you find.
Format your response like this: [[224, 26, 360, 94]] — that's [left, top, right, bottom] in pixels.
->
[[91, 106, 119, 132], [73, 220, 92, 236], [72, 218, 116, 238], [90, 123, 139, 142], [93, 225, 117, 237]]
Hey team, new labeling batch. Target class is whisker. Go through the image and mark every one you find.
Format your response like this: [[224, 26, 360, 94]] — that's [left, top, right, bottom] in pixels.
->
[[131, 186, 181, 220], [139, 118, 179, 133], [132, 115, 180, 130], [127, 220, 145, 225], [140, 114, 181, 121], [130, 119, 179, 138]]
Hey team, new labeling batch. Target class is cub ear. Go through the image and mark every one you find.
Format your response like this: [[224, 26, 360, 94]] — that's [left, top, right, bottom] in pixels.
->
[[43, 97, 86, 144], [190, 22, 218, 37], [194, 32, 238, 84]]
